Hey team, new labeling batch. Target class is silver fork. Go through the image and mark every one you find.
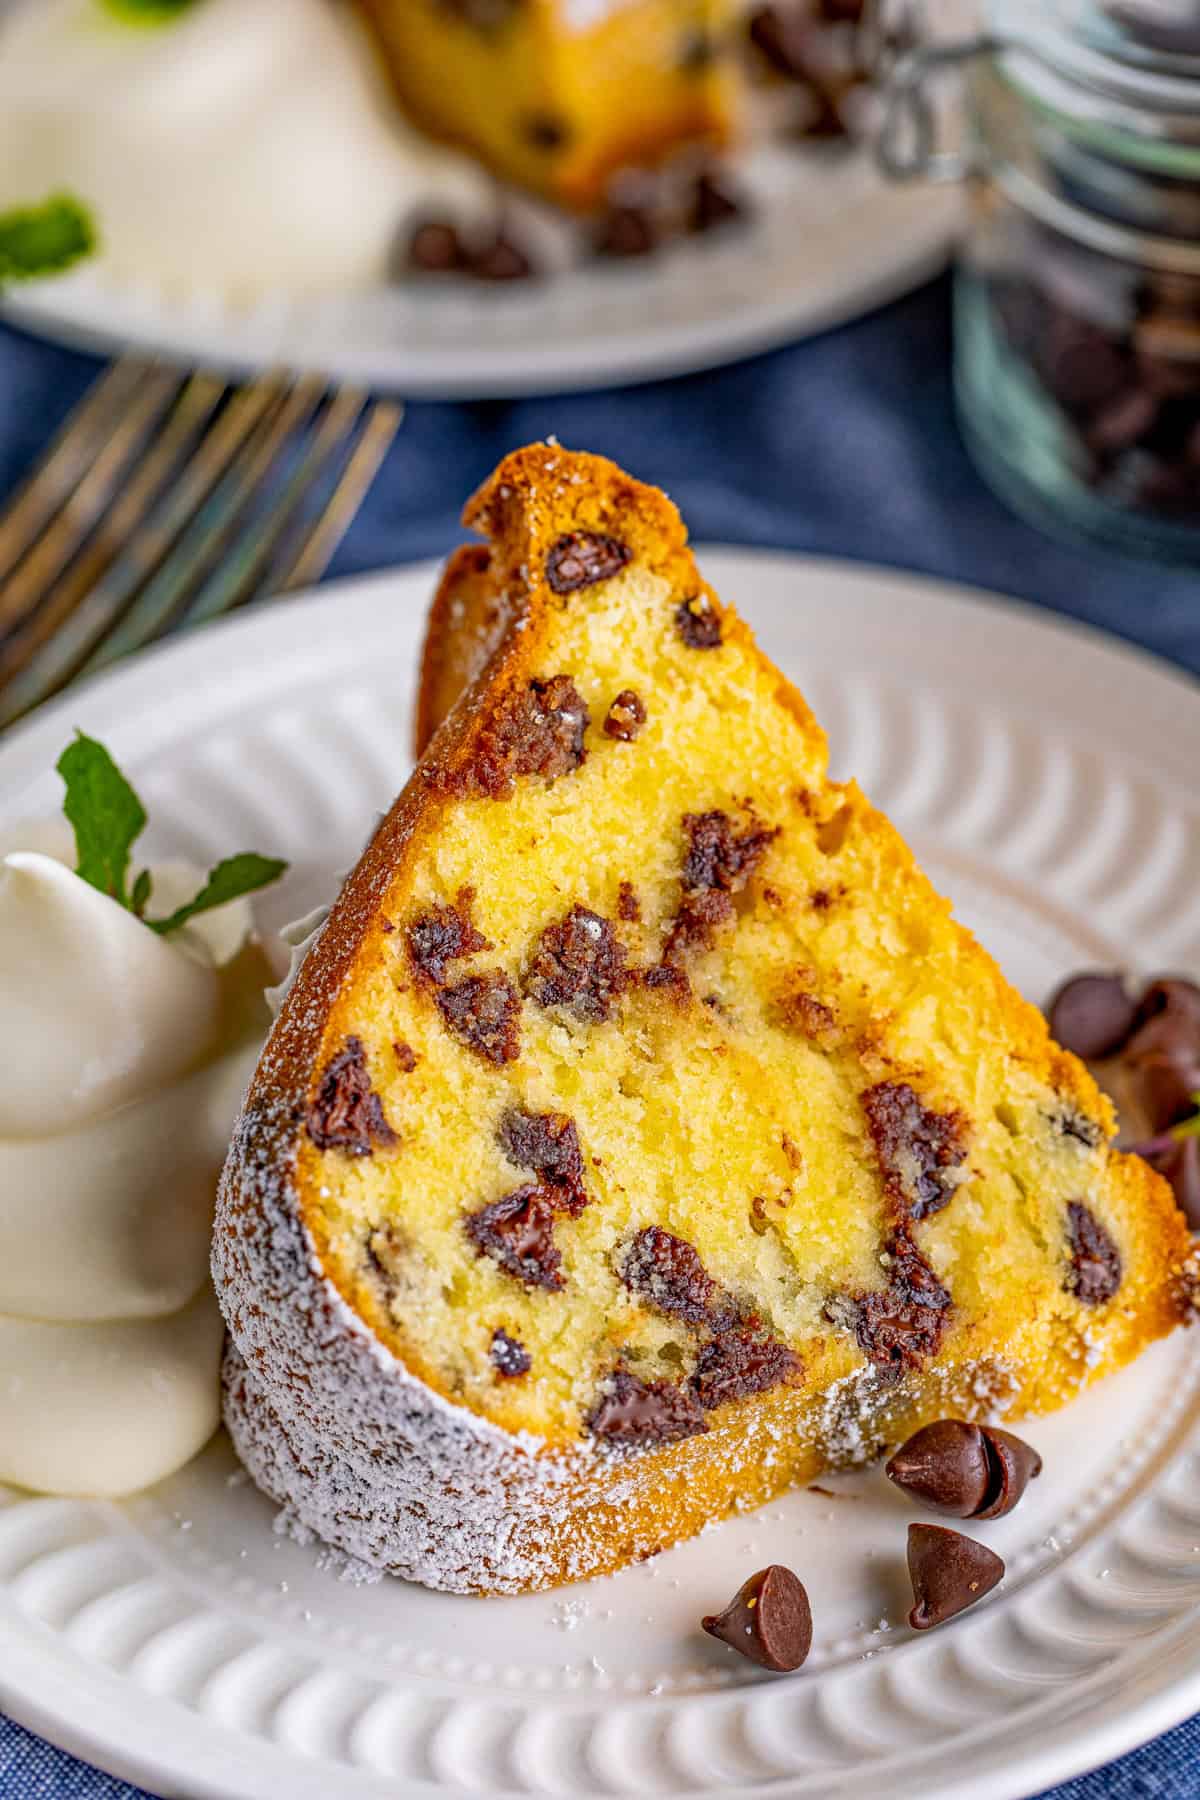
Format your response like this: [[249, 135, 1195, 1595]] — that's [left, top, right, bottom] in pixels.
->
[[0, 357, 403, 729]]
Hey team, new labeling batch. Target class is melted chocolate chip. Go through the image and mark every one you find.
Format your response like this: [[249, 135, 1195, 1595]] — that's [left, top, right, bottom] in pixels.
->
[[490, 1328, 532, 1377], [663, 889, 735, 963], [464, 1186, 563, 1289], [545, 532, 632, 595], [690, 1327, 802, 1410], [617, 880, 641, 923], [498, 1108, 587, 1214], [472, 675, 590, 796], [524, 904, 628, 1023], [702, 1565, 813, 1672], [886, 1421, 1042, 1520], [837, 1233, 953, 1377], [393, 1040, 418, 1073], [675, 595, 722, 649], [436, 971, 522, 1065], [907, 1524, 1005, 1631], [682, 810, 776, 893], [585, 1367, 708, 1447], [306, 1037, 397, 1156], [620, 1225, 718, 1327], [1047, 971, 1139, 1062], [408, 891, 490, 985], [603, 688, 646, 741], [1064, 1200, 1122, 1304], [862, 1081, 967, 1223]]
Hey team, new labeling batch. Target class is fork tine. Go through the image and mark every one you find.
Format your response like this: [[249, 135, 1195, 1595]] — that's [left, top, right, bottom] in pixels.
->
[[177, 387, 376, 629], [0, 358, 150, 588], [78, 373, 328, 670], [0, 365, 183, 637], [0, 375, 292, 726], [273, 400, 403, 596], [0, 372, 227, 684]]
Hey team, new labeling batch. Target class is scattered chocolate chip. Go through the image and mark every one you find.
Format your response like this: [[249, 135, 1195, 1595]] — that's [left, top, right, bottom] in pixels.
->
[[545, 532, 632, 594], [975, 1426, 1044, 1520], [1047, 972, 1139, 1061], [490, 1327, 532, 1377], [408, 890, 490, 985], [468, 232, 536, 283], [834, 1232, 953, 1376], [306, 1037, 397, 1155], [1064, 1200, 1123, 1304], [585, 1367, 708, 1446], [620, 1225, 718, 1326], [393, 1040, 418, 1073], [473, 675, 590, 796], [498, 1108, 587, 1213], [524, 904, 628, 1023], [407, 218, 466, 275], [436, 971, 522, 1064], [675, 595, 722, 648], [907, 1524, 1004, 1631], [617, 880, 641, 922], [1122, 977, 1200, 1132], [688, 170, 747, 235], [862, 1082, 967, 1223], [603, 688, 646, 741], [886, 1420, 1042, 1519], [464, 1186, 563, 1289], [691, 1326, 802, 1410], [682, 809, 777, 893], [593, 203, 658, 259], [523, 112, 570, 151], [702, 1565, 813, 1672]]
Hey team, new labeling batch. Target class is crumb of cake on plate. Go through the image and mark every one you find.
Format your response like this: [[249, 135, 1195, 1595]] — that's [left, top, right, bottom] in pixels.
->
[[215, 445, 1191, 1597]]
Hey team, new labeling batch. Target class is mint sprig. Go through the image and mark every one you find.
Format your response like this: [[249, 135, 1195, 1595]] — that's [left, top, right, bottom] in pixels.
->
[[101, 0, 198, 21], [0, 195, 96, 284], [56, 732, 286, 934]]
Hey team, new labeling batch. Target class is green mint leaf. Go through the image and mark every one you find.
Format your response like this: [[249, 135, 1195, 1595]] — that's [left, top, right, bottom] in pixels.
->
[[147, 853, 287, 936], [130, 867, 153, 917], [0, 194, 96, 284], [1174, 1099, 1200, 1143], [56, 731, 147, 906], [101, 0, 198, 22]]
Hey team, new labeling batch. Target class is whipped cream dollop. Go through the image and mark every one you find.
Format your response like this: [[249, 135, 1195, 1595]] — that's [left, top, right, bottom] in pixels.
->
[[0, 0, 490, 299], [0, 833, 271, 1497]]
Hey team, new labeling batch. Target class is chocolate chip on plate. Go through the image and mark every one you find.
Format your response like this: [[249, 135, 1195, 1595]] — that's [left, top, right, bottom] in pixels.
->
[[702, 1565, 813, 1671], [906, 1524, 1005, 1631], [593, 202, 658, 260], [887, 1420, 1042, 1520], [1123, 977, 1200, 1132], [469, 232, 537, 282], [1047, 972, 1139, 1062], [407, 218, 466, 275]]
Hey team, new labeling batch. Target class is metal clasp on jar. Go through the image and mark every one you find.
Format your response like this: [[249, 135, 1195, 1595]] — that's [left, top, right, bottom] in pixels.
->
[[877, 32, 1001, 182]]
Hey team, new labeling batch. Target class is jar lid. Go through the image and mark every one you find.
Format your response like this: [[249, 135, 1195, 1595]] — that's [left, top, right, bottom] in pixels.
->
[[985, 0, 1200, 120]]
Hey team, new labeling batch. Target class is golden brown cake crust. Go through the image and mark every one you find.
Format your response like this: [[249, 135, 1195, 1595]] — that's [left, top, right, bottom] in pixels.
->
[[216, 445, 1192, 1596]]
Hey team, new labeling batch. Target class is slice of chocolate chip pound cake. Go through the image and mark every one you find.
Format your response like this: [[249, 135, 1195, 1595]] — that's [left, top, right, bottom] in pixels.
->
[[216, 445, 1194, 1596]]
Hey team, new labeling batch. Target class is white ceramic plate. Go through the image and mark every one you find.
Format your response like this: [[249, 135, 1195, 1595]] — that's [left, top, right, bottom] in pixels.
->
[[1, 551, 1198, 1800], [0, 158, 957, 398]]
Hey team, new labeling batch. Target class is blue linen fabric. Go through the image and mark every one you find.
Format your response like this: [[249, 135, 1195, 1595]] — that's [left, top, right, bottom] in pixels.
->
[[1, 276, 1198, 1800]]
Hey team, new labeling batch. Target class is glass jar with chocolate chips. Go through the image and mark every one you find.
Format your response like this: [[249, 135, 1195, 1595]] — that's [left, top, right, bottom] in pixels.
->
[[881, 0, 1200, 560]]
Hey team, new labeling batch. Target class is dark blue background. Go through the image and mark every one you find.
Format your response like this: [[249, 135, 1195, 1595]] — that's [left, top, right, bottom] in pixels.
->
[[1, 276, 1197, 1799]]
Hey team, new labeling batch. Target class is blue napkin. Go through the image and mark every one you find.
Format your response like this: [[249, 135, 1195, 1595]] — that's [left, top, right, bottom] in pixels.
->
[[1, 277, 1197, 1800]]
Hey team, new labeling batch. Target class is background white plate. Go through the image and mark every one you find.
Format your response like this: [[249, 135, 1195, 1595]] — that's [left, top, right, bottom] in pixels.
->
[[0, 162, 957, 398], [1, 552, 1198, 1800]]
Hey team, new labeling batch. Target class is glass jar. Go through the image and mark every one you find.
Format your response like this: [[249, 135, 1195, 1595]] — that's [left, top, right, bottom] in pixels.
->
[[880, 0, 1200, 562]]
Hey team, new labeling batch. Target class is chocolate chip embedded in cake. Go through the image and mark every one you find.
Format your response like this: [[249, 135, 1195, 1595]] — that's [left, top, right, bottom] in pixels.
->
[[407, 889, 490, 986], [545, 532, 631, 594], [862, 1081, 967, 1223], [620, 1225, 719, 1327], [585, 1366, 708, 1447], [1064, 1200, 1122, 1304], [682, 809, 776, 892], [306, 1038, 397, 1155], [464, 1186, 564, 1290], [436, 971, 522, 1064], [498, 1107, 587, 1214], [471, 675, 590, 796], [524, 904, 628, 1022], [690, 1326, 801, 1409], [675, 594, 722, 648], [603, 688, 646, 741], [490, 1327, 532, 1377], [833, 1232, 953, 1377]]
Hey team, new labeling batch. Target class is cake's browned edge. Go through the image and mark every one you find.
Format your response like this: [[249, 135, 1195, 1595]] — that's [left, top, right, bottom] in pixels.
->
[[414, 543, 511, 759]]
